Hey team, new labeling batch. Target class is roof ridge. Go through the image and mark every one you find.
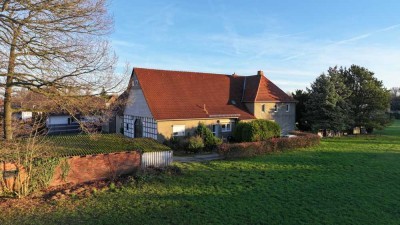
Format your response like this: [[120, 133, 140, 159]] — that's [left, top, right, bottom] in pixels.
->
[[254, 75, 262, 102], [134, 67, 235, 77]]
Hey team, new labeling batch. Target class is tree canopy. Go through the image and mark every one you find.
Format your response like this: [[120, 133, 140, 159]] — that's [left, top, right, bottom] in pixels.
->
[[390, 87, 400, 111], [0, 0, 117, 140], [295, 65, 390, 133]]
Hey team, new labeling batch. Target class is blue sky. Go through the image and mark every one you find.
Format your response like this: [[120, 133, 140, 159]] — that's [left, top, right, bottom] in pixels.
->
[[109, 0, 400, 92]]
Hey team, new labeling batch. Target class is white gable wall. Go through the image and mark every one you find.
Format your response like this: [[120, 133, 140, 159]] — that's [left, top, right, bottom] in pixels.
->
[[123, 88, 153, 117], [123, 74, 156, 139]]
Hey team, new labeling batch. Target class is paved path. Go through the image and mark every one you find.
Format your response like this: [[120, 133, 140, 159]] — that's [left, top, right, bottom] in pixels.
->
[[173, 153, 223, 163]]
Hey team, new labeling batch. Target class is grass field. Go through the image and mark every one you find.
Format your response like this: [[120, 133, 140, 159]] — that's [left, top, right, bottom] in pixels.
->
[[1, 121, 400, 225]]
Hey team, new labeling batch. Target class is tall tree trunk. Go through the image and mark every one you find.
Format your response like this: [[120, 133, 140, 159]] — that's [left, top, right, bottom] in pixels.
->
[[3, 32, 17, 140], [3, 78, 13, 140]]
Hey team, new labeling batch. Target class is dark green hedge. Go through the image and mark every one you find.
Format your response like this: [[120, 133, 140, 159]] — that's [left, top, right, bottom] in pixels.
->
[[233, 119, 281, 142], [218, 131, 320, 158]]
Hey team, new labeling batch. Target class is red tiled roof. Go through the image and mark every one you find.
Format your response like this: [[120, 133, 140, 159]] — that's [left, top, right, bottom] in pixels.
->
[[243, 75, 295, 102], [132, 68, 293, 120]]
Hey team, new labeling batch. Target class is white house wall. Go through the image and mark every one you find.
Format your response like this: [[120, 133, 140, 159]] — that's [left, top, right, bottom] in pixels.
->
[[123, 87, 153, 118], [47, 115, 70, 126], [21, 111, 33, 120], [123, 74, 157, 139]]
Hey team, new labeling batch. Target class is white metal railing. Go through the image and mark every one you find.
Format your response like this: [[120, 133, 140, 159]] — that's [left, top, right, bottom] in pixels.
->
[[141, 151, 173, 168]]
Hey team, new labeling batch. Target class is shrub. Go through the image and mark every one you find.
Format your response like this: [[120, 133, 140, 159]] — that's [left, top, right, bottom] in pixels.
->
[[218, 131, 320, 159], [187, 136, 205, 153], [195, 123, 222, 151], [234, 119, 281, 142], [163, 137, 186, 151]]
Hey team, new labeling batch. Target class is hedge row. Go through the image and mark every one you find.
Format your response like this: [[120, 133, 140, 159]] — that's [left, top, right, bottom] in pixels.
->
[[234, 119, 281, 142], [218, 131, 320, 158]]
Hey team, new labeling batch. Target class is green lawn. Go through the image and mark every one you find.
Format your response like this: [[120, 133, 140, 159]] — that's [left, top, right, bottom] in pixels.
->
[[374, 119, 400, 136], [1, 121, 400, 225]]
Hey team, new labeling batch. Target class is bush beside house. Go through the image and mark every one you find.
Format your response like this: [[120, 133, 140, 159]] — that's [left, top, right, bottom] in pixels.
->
[[164, 123, 222, 153], [234, 119, 281, 142], [195, 123, 222, 150]]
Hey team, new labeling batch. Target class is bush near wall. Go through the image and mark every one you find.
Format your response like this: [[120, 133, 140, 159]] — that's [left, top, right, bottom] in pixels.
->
[[218, 131, 320, 159], [234, 119, 281, 142]]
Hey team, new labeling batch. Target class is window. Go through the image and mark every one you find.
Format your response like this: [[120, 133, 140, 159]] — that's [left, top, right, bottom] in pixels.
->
[[261, 104, 266, 113], [286, 104, 290, 112], [172, 125, 185, 136], [221, 123, 232, 132], [126, 123, 129, 130], [274, 104, 278, 112], [212, 124, 217, 136]]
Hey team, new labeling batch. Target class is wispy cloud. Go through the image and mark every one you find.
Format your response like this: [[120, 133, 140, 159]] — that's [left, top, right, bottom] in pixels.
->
[[282, 23, 400, 61]]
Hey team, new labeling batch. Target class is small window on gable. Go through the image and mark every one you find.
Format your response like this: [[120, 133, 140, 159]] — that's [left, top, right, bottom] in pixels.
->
[[286, 104, 290, 112], [274, 104, 278, 112], [261, 104, 266, 113], [172, 125, 185, 136]]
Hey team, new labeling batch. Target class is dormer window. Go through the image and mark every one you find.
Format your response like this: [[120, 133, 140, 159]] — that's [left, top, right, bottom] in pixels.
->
[[274, 104, 278, 112], [261, 104, 266, 113]]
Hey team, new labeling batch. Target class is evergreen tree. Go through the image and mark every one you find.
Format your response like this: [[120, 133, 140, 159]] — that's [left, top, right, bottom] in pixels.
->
[[305, 67, 352, 132], [341, 65, 390, 131], [390, 87, 400, 112], [292, 89, 311, 131]]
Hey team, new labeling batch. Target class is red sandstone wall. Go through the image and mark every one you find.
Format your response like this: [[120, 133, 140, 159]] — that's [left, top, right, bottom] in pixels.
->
[[50, 151, 141, 186], [0, 151, 141, 192]]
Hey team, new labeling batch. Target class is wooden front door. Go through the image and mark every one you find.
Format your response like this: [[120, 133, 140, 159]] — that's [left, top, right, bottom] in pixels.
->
[[134, 119, 143, 138]]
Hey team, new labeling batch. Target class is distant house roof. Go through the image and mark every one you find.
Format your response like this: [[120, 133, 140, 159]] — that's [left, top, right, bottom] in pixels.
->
[[132, 68, 295, 121]]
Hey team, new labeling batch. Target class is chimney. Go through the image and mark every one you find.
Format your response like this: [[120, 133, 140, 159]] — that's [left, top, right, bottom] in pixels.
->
[[232, 72, 237, 76], [257, 70, 264, 76]]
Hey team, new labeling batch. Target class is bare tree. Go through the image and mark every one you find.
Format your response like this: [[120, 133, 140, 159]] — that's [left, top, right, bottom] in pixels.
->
[[391, 87, 399, 97], [0, 0, 118, 140]]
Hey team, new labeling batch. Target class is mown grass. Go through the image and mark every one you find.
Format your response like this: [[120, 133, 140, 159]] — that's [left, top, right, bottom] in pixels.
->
[[1, 121, 400, 225], [374, 119, 400, 136]]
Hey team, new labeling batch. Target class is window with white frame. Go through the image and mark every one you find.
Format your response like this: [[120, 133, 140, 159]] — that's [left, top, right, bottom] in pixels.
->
[[172, 125, 185, 136], [261, 104, 266, 113], [274, 104, 278, 112], [286, 104, 290, 112], [221, 123, 232, 132]]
